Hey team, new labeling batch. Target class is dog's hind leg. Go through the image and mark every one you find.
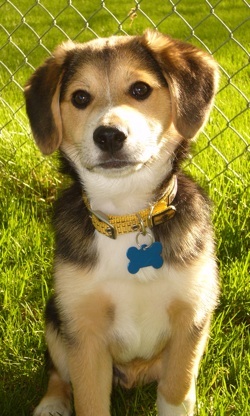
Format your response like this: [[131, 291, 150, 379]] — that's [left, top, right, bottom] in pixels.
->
[[34, 297, 72, 416], [33, 366, 72, 416]]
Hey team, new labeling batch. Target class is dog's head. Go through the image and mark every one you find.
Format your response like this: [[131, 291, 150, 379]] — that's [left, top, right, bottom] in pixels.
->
[[24, 30, 218, 178]]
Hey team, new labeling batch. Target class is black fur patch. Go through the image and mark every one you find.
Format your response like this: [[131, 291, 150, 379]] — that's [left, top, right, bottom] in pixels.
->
[[154, 173, 215, 266], [45, 295, 62, 332], [25, 61, 60, 142], [44, 348, 55, 373], [53, 169, 97, 267]]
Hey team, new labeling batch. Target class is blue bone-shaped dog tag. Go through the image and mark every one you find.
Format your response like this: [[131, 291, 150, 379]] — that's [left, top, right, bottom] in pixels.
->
[[127, 242, 163, 274]]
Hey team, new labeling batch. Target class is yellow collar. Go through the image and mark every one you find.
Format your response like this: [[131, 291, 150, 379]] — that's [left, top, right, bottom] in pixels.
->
[[83, 175, 177, 239]]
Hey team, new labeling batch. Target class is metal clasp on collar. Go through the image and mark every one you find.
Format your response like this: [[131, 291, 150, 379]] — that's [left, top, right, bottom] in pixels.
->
[[90, 209, 117, 239], [136, 213, 155, 249], [136, 213, 147, 236], [152, 205, 176, 226]]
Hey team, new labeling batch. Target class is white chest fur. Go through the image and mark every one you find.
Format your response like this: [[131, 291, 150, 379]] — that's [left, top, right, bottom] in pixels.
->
[[56, 230, 217, 364], [95, 232, 172, 361]]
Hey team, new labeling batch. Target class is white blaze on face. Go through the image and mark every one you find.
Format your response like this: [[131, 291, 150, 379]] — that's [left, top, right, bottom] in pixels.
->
[[60, 58, 179, 169]]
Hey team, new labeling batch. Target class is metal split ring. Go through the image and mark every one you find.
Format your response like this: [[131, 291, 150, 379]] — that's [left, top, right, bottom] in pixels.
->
[[136, 231, 155, 249]]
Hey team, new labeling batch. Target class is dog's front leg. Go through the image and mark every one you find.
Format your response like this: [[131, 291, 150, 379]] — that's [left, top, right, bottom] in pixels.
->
[[66, 292, 114, 416], [67, 340, 113, 416], [157, 301, 211, 416]]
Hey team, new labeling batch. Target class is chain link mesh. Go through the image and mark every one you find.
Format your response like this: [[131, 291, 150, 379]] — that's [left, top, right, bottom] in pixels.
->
[[0, 0, 249, 186]]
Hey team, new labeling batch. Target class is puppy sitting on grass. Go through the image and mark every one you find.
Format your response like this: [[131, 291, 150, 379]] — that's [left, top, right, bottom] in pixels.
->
[[25, 30, 219, 416]]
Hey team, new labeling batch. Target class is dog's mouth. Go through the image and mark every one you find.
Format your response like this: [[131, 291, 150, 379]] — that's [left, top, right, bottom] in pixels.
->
[[97, 160, 137, 169], [90, 159, 143, 175]]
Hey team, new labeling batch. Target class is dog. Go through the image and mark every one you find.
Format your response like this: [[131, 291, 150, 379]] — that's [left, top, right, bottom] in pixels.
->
[[25, 30, 219, 416]]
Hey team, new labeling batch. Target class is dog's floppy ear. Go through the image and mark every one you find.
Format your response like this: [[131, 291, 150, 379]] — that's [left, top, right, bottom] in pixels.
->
[[142, 30, 219, 139], [24, 41, 74, 154]]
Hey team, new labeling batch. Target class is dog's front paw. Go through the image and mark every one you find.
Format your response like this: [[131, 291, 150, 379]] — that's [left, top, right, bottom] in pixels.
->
[[33, 396, 72, 416], [157, 392, 194, 416]]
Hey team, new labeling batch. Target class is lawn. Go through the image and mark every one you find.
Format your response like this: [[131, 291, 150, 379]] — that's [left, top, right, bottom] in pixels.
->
[[0, 0, 249, 415]]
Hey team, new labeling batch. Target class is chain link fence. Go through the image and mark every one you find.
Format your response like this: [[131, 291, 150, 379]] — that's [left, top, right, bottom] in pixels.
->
[[0, 0, 249, 187]]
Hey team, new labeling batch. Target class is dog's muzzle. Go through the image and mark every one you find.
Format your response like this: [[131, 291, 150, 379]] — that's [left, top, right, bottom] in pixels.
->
[[93, 125, 127, 154]]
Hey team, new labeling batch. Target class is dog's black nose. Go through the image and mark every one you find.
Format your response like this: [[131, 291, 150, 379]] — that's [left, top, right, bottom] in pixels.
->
[[93, 126, 127, 153]]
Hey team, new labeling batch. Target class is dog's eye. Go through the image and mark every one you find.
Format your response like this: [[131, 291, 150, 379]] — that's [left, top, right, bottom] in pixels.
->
[[129, 82, 152, 100], [72, 90, 91, 109]]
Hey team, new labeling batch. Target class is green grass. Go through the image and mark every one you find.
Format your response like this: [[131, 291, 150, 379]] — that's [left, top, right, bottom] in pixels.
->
[[0, 0, 249, 415]]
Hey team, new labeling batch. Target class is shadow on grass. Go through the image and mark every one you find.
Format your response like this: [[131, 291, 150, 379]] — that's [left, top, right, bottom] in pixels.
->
[[0, 364, 47, 416], [111, 382, 157, 416]]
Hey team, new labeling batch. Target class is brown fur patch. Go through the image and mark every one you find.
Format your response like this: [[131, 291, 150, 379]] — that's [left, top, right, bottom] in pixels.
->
[[25, 59, 63, 154], [158, 300, 210, 406], [64, 292, 115, 415], [43, 369, 71, 402], [142, 30, 219, 138], [64, 290, 115, 341], [114, 353, 163, 389]]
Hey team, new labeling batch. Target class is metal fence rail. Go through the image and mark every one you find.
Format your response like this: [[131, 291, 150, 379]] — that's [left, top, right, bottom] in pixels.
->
[[0, 0, 249, 185]]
